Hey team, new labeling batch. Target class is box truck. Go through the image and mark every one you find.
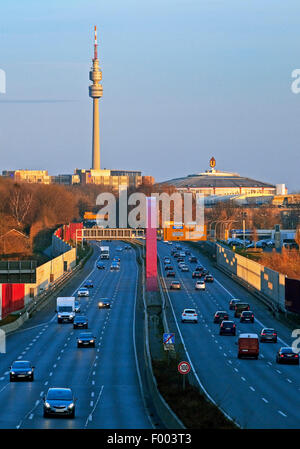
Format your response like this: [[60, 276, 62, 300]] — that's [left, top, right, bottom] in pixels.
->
[[100, 246, 110, 259], [56, 297, 75, 323]]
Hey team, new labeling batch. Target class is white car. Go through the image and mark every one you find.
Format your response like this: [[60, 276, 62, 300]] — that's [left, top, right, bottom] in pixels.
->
[[77, 288, 89, 297], [195, 281, 206, 290], [181, 309, 198, 323], [181, 265, 189, 272], [164, 258, 171, 264]]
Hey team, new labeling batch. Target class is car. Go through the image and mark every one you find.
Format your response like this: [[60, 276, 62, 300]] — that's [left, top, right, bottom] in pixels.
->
[[181, 308, 198, 323], [73, 315, 88, 329], [202, 269, 209, 276], [98, 298, 112, 309], [276, 347, 299, 365], [77, 287, 89, 297], [74, 300, 80, 313], [229, 298, 242, 310], [192, 271, 202, 279], [165, 265, 174, 271], [204, 274, 214, 282], [96, 262, 105, 270], [219, 320, 236, 336], [116, 247, 123, 252], [213, 311, 229, 323], [166, 271, 176, 277], [43, 388, 76, 418], [173, 252, 180, 259], [260, 328, 277, 343], [180, 266, 189, 272], [177, 257, 185, 263], [10, 361, 34, 382], [195, 266, 204, 272], [195, 281, 206, 290], [189, 256, 198, 263], [77, 332, 96, 348], [234, 302, 250, 318], [185, 250, 191, 256], [84, 279, 94, 288], [178, 262, 185, 268], [170, 281, 181, 290], [240, 311, 254, 323], [110, 263, 120, 271], [113, 257, 120, 263], [164, 258, 171, 264]]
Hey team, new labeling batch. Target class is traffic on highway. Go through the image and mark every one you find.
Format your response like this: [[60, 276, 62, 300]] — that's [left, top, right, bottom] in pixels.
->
[[159, 241, 300, 429]]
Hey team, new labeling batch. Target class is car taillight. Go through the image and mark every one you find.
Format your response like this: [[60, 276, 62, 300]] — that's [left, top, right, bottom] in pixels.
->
[[183, 313, 186, 316], [273, 333, 277, 336], [233, 324, 236, 327], [194, 314, 197, 317], [295, 354, 299, 357], [261, 333, 265, 336], [280, 354, 284, 357]]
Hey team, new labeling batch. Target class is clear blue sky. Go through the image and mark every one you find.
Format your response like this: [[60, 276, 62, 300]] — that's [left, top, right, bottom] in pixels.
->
[[0, 0, 300, 190]]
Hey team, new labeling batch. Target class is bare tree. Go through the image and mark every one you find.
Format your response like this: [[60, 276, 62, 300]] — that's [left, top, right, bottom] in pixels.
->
[[9, 184, 33, 227]]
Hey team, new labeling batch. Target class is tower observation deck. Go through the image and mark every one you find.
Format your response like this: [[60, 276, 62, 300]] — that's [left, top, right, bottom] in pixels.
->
[[89, 26, 103, 170]]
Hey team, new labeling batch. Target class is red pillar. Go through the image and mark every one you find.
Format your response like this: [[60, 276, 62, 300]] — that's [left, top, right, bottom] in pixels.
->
[[146, 197, 158, 291]]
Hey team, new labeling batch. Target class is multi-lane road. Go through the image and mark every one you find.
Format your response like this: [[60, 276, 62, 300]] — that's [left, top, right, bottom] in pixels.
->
[[0, 242, 152, 429], [158, 241, 300, 429]]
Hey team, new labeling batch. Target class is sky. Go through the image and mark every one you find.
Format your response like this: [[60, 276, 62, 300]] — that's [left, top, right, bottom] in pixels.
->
[[0, 0, 300, 191]]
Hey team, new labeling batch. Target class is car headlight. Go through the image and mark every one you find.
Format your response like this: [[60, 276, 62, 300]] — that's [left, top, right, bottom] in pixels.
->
[[99, 303, 103, 306], [58, 314, 61, 318], [27, 371, 32, 375], [11, 371, 15, 374], [68, 403, 74, 409], [78, 340, 82, 343], [90, 340, 94, 343], [45, 402, 51, 408]]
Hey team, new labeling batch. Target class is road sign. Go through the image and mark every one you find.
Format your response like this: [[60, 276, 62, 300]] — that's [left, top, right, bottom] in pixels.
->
[[178, 361, 191, 375], [163, 333, 175, 345], [163, 344, 175, 351]]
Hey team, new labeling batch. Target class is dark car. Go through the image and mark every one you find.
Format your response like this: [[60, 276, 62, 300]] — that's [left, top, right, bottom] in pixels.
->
[[84, 279, 94, 288], [202, 269, 209, 276], [96, 263, 105, 270], [229, 298, 242, 310], [213, 311, 229, 324], [219, 321, 236, 336], [177, 257, 185, 262], [10, 361, 34, 382], [240, 311, 254, 323], [77, 332, 96, 348], [73, 315, 88, 329], [98, 298, 111, 309], [43, 388, 76, 418], [192, 271, 202, 279], [165, 265, 174, 271], [204, 274, 214, 282], [189, 256, 198, 263], [195, 266, 204, 272], [166, 271, 176, 277], [260, 328, 277, 343], [276, 347, 299, 365], [185, 250, 191, 256], [234, 302, 250, 318]]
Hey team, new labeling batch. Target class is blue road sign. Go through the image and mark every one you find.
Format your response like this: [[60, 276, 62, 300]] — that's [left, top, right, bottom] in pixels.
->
[[163, 333, 175, 344]]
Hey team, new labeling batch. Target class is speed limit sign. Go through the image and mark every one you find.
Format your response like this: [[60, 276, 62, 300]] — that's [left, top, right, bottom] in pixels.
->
[[178, 361, 191, 375]]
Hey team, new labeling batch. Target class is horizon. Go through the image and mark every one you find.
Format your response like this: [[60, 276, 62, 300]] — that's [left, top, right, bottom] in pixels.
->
[[0, 0, 300, 190]]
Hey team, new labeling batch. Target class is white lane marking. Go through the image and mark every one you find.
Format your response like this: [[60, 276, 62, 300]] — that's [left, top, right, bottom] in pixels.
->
[[241, 377, 246, 382], [84, 385, 104, 428], [262, 397, 268, 403], [278, 410, 287, 417], [249, 386, 255, 391], [286, 378, 292, 383], [29, 414, 34, 420]]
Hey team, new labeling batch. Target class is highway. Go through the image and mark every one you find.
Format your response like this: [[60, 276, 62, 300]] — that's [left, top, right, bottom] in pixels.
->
[[0, 242, 152, 429], [158, 241, 300, 429]]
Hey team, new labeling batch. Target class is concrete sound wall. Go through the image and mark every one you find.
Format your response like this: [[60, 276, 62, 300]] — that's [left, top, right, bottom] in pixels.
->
[[216, 244, 286, 312], [24, 248, 76, 304]]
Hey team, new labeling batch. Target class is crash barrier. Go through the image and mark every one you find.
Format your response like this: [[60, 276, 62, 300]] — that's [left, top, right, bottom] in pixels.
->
[[131, 242, 185, 429]]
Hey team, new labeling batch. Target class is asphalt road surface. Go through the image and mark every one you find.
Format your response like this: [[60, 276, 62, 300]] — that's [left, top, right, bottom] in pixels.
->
[[0, 241, 152, 429], [159, 241, 300, 429]]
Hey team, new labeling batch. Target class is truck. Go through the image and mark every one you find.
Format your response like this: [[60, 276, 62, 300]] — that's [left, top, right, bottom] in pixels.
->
[[100, 246, 110, 260], [238, 333, 259, 359], [56, 297, 75, 323]]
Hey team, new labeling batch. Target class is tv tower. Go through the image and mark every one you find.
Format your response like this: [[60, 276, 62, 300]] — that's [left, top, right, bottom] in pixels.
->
[[89, 26, 103, 170]]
